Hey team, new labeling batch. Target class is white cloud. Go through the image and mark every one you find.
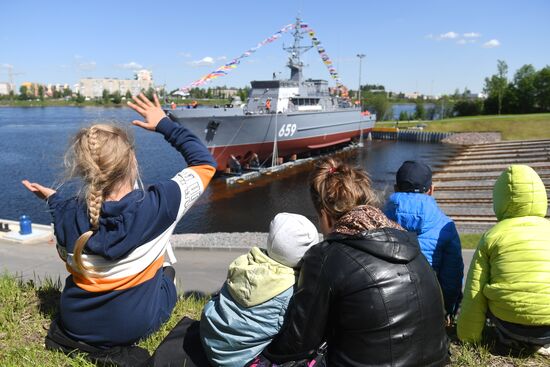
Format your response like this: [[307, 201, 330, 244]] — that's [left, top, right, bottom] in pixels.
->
[[463, 32, 481, 38], [439, 31, 459, 40], [77, 61, 96, 71], [483, 39, 501, 48], [189, 56, 215, 67], [118, 61, 143, 70]]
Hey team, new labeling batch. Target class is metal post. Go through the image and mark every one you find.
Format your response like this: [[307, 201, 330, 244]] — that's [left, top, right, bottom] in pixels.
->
[[357, 53, 366, 147]]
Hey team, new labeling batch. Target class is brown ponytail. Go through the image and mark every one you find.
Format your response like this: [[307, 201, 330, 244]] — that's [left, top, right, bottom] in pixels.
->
[[65, 124, 138, 274], [309, 157, 378, 221]]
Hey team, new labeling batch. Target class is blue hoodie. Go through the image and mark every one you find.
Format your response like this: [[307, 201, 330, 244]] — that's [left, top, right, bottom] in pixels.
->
[[384, 192, 463, 315], [48, 117, 216, 348]]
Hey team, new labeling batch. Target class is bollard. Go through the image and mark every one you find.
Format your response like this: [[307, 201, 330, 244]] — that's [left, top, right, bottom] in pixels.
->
[[19, 215, 32, 235]]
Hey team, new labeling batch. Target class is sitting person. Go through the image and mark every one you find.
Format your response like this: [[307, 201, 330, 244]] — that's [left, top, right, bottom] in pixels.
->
[[262, 158, 449, 366], [384, 160, 464, 323], [200, 213, 319, 367], [457, 165, 550, 354], [22, 94, 216, 355]]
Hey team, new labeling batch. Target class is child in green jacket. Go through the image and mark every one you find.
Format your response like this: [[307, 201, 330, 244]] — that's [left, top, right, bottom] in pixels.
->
[[457, 165, 550, 355]]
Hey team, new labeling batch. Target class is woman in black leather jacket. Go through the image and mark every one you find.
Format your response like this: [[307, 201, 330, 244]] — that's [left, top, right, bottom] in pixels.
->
[[263, 158, 449, 366]]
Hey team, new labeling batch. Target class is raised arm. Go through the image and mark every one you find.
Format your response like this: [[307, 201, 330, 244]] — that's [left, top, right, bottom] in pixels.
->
[[128, 93, 216, 220]]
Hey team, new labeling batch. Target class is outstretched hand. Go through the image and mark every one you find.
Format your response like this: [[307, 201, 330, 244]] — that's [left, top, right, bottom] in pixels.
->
[[127, 93, 166, 131], [22, 180, 56, 200]]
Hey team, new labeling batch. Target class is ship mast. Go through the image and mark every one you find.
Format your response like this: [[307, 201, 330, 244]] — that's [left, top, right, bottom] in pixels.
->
[[284, 17, 312, 83]]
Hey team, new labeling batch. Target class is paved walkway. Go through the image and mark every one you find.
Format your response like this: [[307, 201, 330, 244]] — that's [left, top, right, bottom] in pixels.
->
[[0, 240, 475, 295]]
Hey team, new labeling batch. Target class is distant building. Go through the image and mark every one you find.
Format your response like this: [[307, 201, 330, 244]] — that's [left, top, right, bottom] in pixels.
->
[[0, 82, 15, 95], [46, 83, 70, 97], [404, 92, 422, 100], [464, 92, 487, 100], [20, 82, 43, 97], [217, 88, 239, 98], [79, 70, 153, 98]]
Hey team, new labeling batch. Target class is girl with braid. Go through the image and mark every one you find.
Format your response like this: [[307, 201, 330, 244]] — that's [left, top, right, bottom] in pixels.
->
[[22, 94, 216, 352]]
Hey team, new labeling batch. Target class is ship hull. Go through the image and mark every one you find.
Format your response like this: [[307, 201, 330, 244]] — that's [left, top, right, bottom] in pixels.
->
[[167, 109, 375, 170]]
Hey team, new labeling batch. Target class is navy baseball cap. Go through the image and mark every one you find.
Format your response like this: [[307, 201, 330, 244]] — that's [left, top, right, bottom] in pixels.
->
[[396, 161, 432, 193]]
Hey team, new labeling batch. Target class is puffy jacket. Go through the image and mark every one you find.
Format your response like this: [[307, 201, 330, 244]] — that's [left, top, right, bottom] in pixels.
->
[[264, 228, 449, 367], [457, 165, 550, 343], [384, 193, 464, 315], [200, 247, 296, 367]]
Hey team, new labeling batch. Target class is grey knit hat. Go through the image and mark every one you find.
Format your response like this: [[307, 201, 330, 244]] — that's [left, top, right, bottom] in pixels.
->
[[267, 213, 319, 268]]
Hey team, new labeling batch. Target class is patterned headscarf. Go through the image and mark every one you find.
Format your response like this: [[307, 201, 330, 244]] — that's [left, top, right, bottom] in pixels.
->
[[332, 205, 403, 236]]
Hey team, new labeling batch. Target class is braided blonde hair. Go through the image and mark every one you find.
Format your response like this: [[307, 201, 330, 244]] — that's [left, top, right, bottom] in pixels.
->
[[65, 124, 138, 274], [309, 157, 379, 220]]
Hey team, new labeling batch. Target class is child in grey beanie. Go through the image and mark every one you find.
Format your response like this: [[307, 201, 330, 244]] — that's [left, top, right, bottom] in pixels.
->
[[200, 213, 319, 367], [267, 212, 319, 268]]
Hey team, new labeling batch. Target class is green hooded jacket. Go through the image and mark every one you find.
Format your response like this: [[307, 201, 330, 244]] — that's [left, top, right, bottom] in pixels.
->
[[457, 165, 550, 342]]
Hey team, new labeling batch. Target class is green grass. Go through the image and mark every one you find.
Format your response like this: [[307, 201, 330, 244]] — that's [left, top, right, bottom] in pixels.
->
[[1, 273, 548, 366], [376, 113, 550, 140], [0, 274, 206, 366], [459, 233, 483, 250]]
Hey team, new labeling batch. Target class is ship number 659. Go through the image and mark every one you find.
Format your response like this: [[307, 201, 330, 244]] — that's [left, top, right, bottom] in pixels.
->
[[278, 124, 297, 137]]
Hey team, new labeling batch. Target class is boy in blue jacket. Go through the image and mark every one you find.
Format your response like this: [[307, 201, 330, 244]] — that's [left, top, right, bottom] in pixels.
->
[[384, 160, 463, 323]]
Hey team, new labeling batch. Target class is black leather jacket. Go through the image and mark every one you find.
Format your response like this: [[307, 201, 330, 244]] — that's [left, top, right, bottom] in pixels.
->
[[264, 228, 449, 367]]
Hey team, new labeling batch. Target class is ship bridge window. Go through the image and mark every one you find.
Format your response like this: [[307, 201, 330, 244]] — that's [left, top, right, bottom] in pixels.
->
[[290, 98, 320, 106]]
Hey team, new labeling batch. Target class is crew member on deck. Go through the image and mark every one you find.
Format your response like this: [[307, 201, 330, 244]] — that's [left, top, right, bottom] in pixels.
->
[[265, 98, 272, 113]]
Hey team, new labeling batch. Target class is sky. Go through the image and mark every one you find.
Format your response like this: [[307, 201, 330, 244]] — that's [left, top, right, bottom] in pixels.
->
[[1, 0, 549, 95]]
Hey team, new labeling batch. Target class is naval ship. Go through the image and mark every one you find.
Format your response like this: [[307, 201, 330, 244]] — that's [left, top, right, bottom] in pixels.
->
[[166, 21, 376, 171]]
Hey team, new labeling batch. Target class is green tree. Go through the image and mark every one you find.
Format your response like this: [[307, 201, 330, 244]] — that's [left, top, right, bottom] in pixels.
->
[[38, 85, 45, 100], [512, 64, 537, 113], [74, 92, 85, 103], [111, 91, 122, 104], [18, 85, 28, 100], [63, 87, 72, 97], [453, 100, 483, 116], [435, 96, 454, 119], [102, 89, 110, 103], [414, 101, 425, 120], [484, 60, 508, 115], [399, 111, 409, 121], [534, 66, 550, 112], [365, 93, 390, 121], [143, 87, 155, 100], [125, 89, 132, 99], [238, 87, 250, 103]]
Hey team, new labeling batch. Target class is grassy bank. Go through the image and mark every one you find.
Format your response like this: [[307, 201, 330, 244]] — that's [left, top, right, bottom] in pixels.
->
[[459, 233, 483, 249], [376, 113, 550, 140], [1, 274, 548, 366], [0, 274, 204, 366]]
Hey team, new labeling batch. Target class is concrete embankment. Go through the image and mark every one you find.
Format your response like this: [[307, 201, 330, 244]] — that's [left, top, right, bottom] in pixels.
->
[[433, 139, 550, 233]]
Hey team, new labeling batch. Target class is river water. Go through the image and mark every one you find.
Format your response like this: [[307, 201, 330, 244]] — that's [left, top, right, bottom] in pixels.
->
[[0, 107, 458, 233]]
